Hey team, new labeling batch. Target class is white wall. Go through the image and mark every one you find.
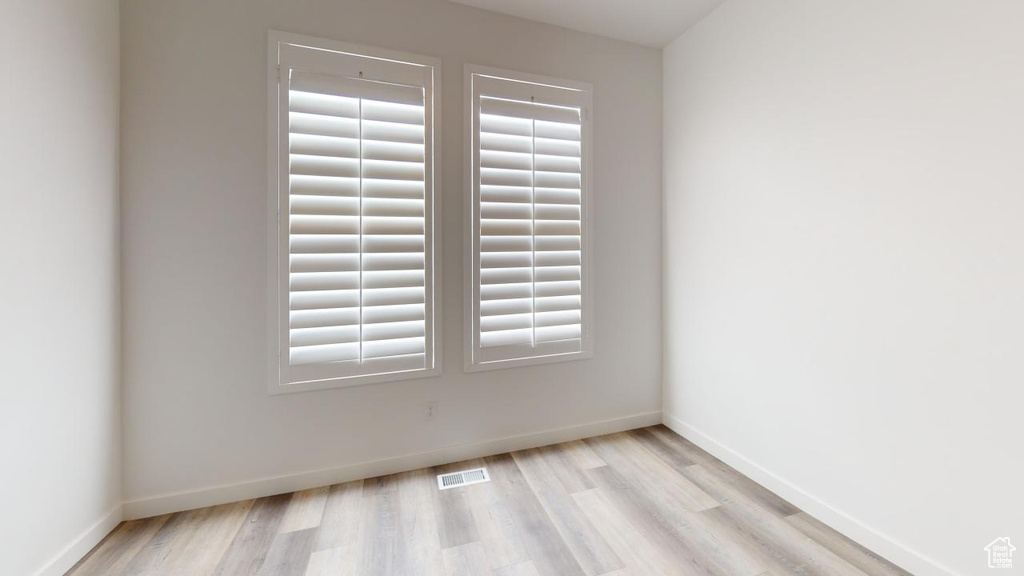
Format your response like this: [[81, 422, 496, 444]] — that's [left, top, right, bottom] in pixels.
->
[[121, 0, 662, 510], [0, 1, 122, 575], [663, 1, 1024, 575]]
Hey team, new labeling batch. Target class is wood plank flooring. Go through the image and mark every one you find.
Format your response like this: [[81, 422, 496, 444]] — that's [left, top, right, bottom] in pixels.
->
[[68, 426, 910, 576]]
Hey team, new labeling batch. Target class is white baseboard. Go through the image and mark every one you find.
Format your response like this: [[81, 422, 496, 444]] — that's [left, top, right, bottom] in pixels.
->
[[33, 504, 122, 576], [662, 413, 960, 576], [123, 410, 662, 520]]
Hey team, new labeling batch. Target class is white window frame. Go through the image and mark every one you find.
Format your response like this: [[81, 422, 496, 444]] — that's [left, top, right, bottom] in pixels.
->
[[267, 30, 442, 394], [463, 64, 594, 372]]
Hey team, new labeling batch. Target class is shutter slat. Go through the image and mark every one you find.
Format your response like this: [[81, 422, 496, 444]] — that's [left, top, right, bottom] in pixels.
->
[[289, 91, 359, 119], [480, 114, 533, 137], [362, 252, 425, 271], [534, 154, 581, 173], [290, 112, 359, 139], [480, 298, 533, 317], [290, 174, 360, 197], [536, 236, 581, 251], [290, 235, 359, 254], [481, 186, 532, 203], [480, 252, 532, 269], [363, 336, 425, 359], [363, 198, 424, 218], [362, 100, 425, 125], [362, 269, 424, 289], [535, 121, 581, 141], [290, 343, 360, 365], [291, 195, 360, 216], [290, 133, 360, 158], [534, 171, 580, 189], [480, 150, 532, 171], [363, 320, 425, 342], [536, 309, 581, 328], [481, 167, 533, 188], [290, 271, 360, 291], [534, 138, 580, 157], [535, 220, 581, 236], [481, 202, 532, 220], [363, 235, 425, 253], [480, 328, 533, 347], [481, 132, 532, 154], [290, 154, 360, 178], [362, 159, 425, 181], [480, 236, 533, 252], [362, 217, 424, 235], [536, 324, 581, 343], [535, 280, 581, 298], [481, 313, 533, 332], [290, 325, 360, 347], [363, 303, 424, 324], [290, 308, 360, 329], [481, 283, 533, 301], [534, 204, 580, 220], [535, 295, 581, 313], [363, 120, 424, 144], [535, 188, 581, 205], [534, 250, 581, 267], [535, 265, 580, 283], [290, 253, 360, 273], [290, 289, 360, 310], [362, 286, 425, 307], [363, 141, 424, 163], [363, 179, 425, 199], [481, 267, 533, 285], [481, 219, 532, 236]]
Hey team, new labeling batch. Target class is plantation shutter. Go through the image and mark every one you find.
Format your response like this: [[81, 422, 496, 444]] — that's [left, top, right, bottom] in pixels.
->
[[468, 71, 592, 367], [272, 39, 438, 389]]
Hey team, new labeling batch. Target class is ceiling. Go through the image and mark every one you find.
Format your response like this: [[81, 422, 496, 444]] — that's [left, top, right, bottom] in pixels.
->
[[448, 0, 728, 47]]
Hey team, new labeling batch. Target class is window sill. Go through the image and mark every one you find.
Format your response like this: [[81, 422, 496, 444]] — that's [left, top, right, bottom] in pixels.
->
[[464, 350, 593, 374], [268, 365, 442, 395]]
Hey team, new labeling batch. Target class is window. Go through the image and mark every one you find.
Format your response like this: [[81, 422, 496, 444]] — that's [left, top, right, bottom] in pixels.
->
[[465, 65, 593, 371], [268, 32, 440, 393]]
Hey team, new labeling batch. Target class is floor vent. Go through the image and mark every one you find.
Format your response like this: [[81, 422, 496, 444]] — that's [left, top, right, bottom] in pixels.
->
[[437, 467, 490, 490]]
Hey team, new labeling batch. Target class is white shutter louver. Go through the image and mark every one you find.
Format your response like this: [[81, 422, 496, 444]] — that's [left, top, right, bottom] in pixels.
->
[[467, 69, 592, 369], [270, 35, 439, 391]]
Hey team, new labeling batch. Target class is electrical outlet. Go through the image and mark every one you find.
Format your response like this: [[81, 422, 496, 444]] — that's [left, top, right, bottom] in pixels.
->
[[423, 400, 438, 420]]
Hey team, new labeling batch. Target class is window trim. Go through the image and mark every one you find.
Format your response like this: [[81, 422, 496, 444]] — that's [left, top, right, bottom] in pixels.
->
[[267, 30, 442, 395], [463, 64, 594, 373]]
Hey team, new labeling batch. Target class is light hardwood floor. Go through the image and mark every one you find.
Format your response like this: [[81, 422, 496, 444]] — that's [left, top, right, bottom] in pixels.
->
[[68, 426, 909, 576]]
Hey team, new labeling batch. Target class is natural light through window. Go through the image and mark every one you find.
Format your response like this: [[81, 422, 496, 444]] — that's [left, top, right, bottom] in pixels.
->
[[268, 33, 440, 393], [465, 66, 593, 371]]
